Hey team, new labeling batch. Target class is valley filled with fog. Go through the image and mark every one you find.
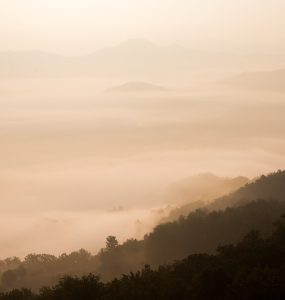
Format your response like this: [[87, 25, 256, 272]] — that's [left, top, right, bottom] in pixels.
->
[[0, 72, 284, 257], [1, 1, 285, 297]]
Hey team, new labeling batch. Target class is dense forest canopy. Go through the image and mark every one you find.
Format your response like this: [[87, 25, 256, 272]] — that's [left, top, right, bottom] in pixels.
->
[[210, 170, 285, 210], [0, 170, 284, 292], [1, 214, 285, 299]]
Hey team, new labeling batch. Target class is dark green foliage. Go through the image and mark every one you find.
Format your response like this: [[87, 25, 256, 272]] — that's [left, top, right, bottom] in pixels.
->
[[210, 169, 285, 210], [144, 199, 285, 266], [0, 289, 34, 300], [0, 171, 284, 292], [1, 217, 285, 300], [105, 236, 119, 251], [1, 200, 285, 290], [0, 250, 100, 293], [38, 274, 103, 300]]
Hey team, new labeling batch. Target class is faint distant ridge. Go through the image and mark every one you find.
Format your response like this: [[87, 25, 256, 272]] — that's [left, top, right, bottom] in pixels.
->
[[0, 39, 242, 78], [209, 169, 285, 210], [163, 170, 285, 222], [106, 81, 168, 93], [112, 38, 158, 51], [226, 68, 285, 92], [162, 173, 249, 222]]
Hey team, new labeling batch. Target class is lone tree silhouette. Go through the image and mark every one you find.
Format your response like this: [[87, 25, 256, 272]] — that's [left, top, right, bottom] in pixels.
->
[[105, 236, 119, 251]]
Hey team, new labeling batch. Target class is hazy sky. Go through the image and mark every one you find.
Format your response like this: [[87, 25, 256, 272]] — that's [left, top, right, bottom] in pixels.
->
[[0, 0, 285, 258], [1, 0, 285, 55]]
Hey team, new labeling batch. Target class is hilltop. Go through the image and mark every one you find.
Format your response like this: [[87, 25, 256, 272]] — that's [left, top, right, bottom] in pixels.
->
[[163, 173, 249, 222], [210, 170, 285, 210], [106, 81, 167, 93], [1, 170, 285, 291]]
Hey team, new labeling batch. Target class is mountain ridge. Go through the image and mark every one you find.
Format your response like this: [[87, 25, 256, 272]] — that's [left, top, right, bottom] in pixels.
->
[[0, 170, 284, 291], [106, 81, 168, 93]]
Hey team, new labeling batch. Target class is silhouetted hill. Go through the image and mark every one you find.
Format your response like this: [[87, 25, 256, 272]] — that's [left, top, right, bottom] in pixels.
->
[[210, 170, 285, 210], [163, 174, 249, 222], [99, 39, 158, 53], [1, 42, 284, 78], [0, 171, 284, 291], [0, 40, 241, 78], [227, 68, 285, 92], [106, 81, 167, 93], [164, 171, 285, 223], [2, 215, 285, 300], [143, 200, 284, 267]]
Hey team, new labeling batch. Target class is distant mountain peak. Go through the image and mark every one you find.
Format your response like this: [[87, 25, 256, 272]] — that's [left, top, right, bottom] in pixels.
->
[[117, 38, 157, 49], [106, 81, 167, 93]]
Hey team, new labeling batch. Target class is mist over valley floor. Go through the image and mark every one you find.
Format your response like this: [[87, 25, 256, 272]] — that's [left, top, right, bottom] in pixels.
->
[[1, 2, 285, 297]]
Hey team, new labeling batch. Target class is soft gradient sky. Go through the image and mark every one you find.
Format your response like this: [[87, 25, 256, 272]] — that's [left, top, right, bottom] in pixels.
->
[[0, 0, 285, 257], [0, 0, 285, 55]]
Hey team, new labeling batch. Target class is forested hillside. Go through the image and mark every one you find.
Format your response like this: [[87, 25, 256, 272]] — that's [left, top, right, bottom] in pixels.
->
[[210, 170, 285, 210], [2, 215, 285, 300], [0, 171, 284, 292], [162, 173, 249, 222]]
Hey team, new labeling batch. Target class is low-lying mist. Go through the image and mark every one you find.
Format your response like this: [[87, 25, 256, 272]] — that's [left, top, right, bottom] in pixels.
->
[[0, 76, 284, 258]]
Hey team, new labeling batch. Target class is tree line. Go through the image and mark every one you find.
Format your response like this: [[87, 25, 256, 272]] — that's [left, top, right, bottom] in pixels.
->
[[1, 215, 285, 299], [0, 170, 285, 293]]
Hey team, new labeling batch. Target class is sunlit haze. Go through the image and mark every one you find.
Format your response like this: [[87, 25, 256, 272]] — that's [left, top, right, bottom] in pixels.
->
[[0, 0, 285, 268], [1, 0, 285, 55]]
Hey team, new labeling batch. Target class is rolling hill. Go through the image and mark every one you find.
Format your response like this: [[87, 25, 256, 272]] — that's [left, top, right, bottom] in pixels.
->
[[1, 170, 284, 291], [0, 39, 240, 78], [106, 81, 167, 93], [210, 170, 285, 210], [162, 173, 249, 222]]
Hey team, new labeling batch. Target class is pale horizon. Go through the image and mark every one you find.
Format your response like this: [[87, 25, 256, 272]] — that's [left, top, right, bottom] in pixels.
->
[[0, 0, 285, 261], [1, 0, 285, 55]]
